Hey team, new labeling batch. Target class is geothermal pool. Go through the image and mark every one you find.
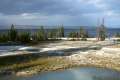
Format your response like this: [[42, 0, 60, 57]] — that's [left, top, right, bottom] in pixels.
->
[[1, 67, 120, 80]]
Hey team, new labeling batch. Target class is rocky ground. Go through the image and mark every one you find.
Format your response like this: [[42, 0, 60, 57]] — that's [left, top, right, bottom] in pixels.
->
[[39, 40, 120, 71], [1, 40, 120, 76]]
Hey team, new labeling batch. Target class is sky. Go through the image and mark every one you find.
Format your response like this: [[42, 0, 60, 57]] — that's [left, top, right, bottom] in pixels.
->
[[0, 0, 120, 28]]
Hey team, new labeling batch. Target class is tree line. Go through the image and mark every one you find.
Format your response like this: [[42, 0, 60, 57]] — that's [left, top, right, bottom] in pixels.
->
[[0, 24, 110, 43], [0, 24, 65, 43]]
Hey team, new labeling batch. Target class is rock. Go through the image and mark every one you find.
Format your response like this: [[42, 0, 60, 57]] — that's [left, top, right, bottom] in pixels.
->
[[16, 71, 37, 76]]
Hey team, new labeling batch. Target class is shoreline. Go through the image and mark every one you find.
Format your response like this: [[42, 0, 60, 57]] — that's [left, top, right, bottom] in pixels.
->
[[0, 38, 118, 57], [0, 37, 119, 57]]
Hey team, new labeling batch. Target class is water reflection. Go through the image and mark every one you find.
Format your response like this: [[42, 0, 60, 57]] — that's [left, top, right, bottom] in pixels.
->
[[1, 67, 120, 80]]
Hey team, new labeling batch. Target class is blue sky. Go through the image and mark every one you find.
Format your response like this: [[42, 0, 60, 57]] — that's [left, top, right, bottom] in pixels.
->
[[0, 0, 120, 28]]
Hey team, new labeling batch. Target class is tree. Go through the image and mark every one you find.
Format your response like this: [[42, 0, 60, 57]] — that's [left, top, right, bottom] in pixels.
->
[[0, 34, 9, 42], [115, 32, 120, 37], [79, 27, 84, 38], [18, 32, 31, 43], [47, 29, 58, 39], [68, 32, 78, 39], [47, 31, 53, 38], [58, 26, 64, 37], [9, 24, 18, 41], [35, 26, 47, 41], [61, 26, 64, 37], [97, 24, 106, 41], [84, 30, 89, 38], [79, 27, 88, 40]]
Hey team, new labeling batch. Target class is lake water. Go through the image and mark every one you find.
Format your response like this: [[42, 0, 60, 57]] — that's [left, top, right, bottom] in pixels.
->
[[1, 67, 120, 80]]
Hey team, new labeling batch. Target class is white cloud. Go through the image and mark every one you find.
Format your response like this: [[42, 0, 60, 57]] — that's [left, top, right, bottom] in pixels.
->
[[20, 13, 37, 19], [0, 0, 120, 27], [86, 0, 108, 9], [0, 13, 74, 26]]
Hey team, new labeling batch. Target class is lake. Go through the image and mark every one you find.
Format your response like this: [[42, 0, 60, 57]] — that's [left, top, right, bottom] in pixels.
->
[[1, 67, 120, 80]]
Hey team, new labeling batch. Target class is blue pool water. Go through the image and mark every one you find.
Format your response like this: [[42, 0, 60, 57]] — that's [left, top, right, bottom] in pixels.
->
[[1, 67, 120, 80]]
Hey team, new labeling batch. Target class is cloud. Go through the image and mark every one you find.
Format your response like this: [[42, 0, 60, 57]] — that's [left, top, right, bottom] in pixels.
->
[[0, 0, 108, 15], [0, 13, 72, 25], [0, 0, 119, 27]]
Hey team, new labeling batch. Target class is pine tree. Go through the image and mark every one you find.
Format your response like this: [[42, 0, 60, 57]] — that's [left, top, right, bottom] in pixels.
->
[[35, 26, 47, 41], [68, 32, 78, 38], [79, 27, 88, 40], [115, 32, 120, 37], [60, 26, 64, 37], [97, 24, 106, 41], [9, 24, 18, 41], [18, 32, 31, 43], [57, 26, 64, 38]]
